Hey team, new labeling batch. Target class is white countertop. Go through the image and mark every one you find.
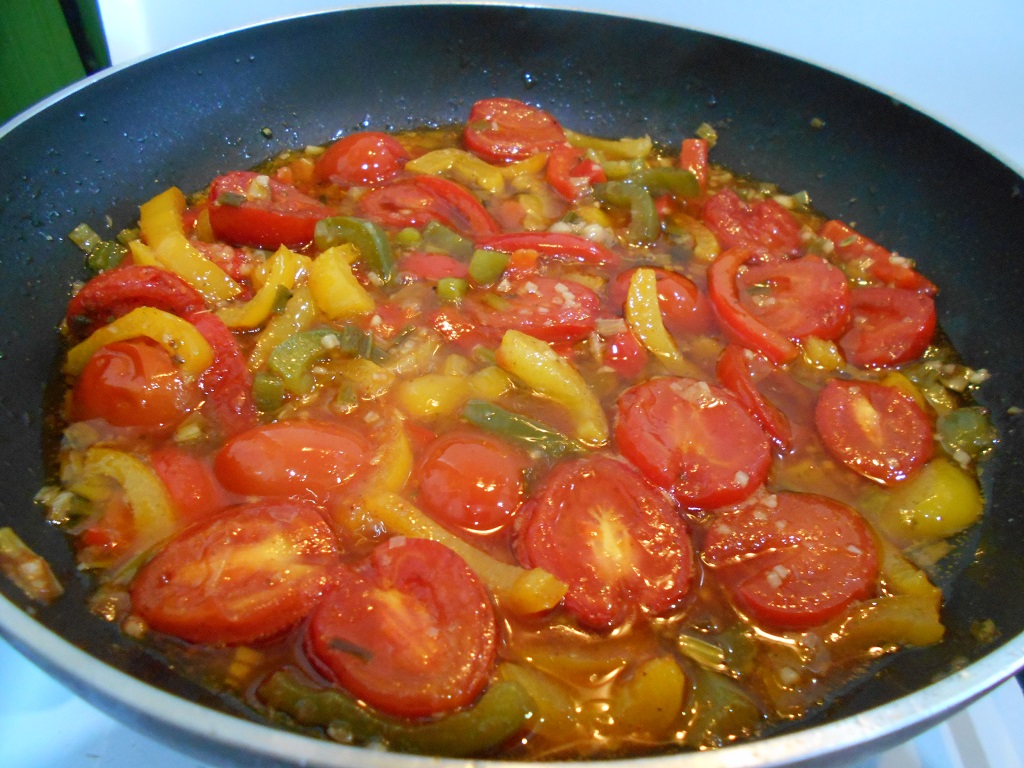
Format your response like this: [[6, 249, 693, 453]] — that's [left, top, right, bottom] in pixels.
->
[[3, 2, 1024, 766]]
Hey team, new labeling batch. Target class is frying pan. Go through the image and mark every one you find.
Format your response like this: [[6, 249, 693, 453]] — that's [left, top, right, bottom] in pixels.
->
[[2, 5, 1023, 767]]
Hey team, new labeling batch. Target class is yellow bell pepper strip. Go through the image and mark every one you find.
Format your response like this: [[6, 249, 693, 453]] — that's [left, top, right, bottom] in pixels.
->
[[64, 306, 214, 378], [366, 418, 414, 493], [359, 491, 567, 615], [610, 656, 686, 736], [564, 129, 652, 160], [461, 399, 584, 459], [395, 373, 471, 420], [308, 244, 375, 319], [405, 147, 507, 196], [314, 216, 395, 284], [668, 211, 720, 262], [624, 268, 702, 378], [884, 458, 984, 538], [218, 245, 305, 329], [822, 594, 945, 659], [0, 527, 64, 604], [495, 329, 609, 447], [248, 285, 317, 371], [152, 232, 243, 303], [128, 238, 160, 267], [257, 670, 533, 757], [139, 186, 186, 246]]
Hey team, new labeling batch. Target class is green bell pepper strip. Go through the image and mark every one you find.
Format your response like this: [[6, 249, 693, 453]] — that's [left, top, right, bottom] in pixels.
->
[[267, 327, 386, 395], [631, 166, 701, 198], [257, 671, 533, 757], [314, 216, 395, 284], [421, 221, 474, 260], [436, 277, 469, 303], [594, 180, 659, 244], [462, 399, 583, 459]]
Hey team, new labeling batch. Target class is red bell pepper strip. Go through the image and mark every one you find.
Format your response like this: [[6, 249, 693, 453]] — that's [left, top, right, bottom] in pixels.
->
[[716, 343, 792, 451], [820, 220, 938, 295], [186, 310, 258, 437], [477, 231, 619, 268], [679, 138, 709, 194], [545, 144, 607, 202]]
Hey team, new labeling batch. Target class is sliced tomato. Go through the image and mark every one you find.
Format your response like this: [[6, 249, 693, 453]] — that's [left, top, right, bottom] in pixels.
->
[[191, 240, 257, 285], [734, 255, 851, 341], [65, 265, 206, 338], [463, 97, 566, 163], [307, 537, 497, 718], [838, 286, 936, 368], [616, 377, 771, 509], [702, 491, 879, 629], [149, 446, 231, 525], [71, 338, 199, 429], [313, 131, 409, 188], [680, 138, 709, 194], [815, 378, 934, 484], [417, 430, 527, 534], [707, 247, 800, 364], [468, 276, 600, 345], [396, 250, 469, 282], [701, 188, 803, 261], [186, 310, 258, 437], [602, 327, 648, 379], [213, 421, 370, 501], [820, 220, 937, 294], [514, 455, 694, 630], [478, 231, 619, 268], [207, 171, 334, 249], [716, 344, 793, 451], [130, 500, 338, 645], [358, 175, 501, 240], [429, 304, 492, 351], [545, 143, 607, 201], [611, 267, 713, 335]]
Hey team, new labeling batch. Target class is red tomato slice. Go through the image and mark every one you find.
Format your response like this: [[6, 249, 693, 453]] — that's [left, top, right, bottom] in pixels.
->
[[429, 304, 492, 351], [358, 175, 501, 240], [815, 378, 934, 484], [545, 143, 607, 201], [418, 430, 528, 534], [514, 455, 694, 630], [130, 500, 338, 645], [679, 138, 709, 194], [601, 327, 648, 379], [616, 377, 771, 509], [186, 310, 258, 437], [702, 491, 879, 629], [707, 247, 800, 364], [478, 231, 619, 268], [820, 220, 937, 295], [468, 276, 600, 345], [463, 97, 566, 163], [307, 537, 497, 718], [208, 171, 334, 249], [701, 188, 803, 260], [838, 286, 936, 368], [396, 250, 469, 281], [716, 344, 793, 451], [611, 267, 714, 336], [213, 421, 370, 501], [191, 240, 258, 285], [149, 446, 231, 525], [313, 131, 409, 188], [71, 338, 199, 429], [734, 255, 851, 341], [65, 265, 207, 338]]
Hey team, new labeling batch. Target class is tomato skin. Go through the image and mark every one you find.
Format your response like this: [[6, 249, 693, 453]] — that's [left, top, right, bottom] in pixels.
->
[[65, 265, 206, 338], [815, 378, 934, 484], [616, 377, 771, 509], [313, 131, 409, 188], [149, 446, 232, 525], [418, 430, 527, 534], [838, 286, 936, 368], [611, 267, 713, 335], [478, 231, 619, 268], [468, 276, 600, 345], [186, 310, 258, 437], [429, 304, 492, 351], [514, 455, 694, 630], [716, 344, 793, 451], [307, 537, 497, 718], [545, 143, 607, 201], [463, 98, 565, 163], [208, 171, 334, 249], [131, 500, 338, 645], [397, 250, 469, 282], [702, 491, 879, 629], [214, 421, 370, 501], [701, 188, 803, 260], [602, 327, 648, 379], [735, 255, 851, 341], [358, 175, 501, 240], [71, 338, 199, 429], [820, 220, 937, 295]]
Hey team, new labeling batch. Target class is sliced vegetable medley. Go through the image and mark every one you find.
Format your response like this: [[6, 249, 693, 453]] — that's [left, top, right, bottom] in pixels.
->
[[36, 98, 996, 760]]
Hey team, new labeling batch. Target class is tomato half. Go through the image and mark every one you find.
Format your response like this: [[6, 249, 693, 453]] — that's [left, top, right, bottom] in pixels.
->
[[468, 276, 600, 345], [397, 250, 470, 282], [418, 430, 527, 534], [545, 143, 607, 201], [213, 421, 370, 501], [358, 175, 501, 240], [149, 446, 231, 525], [130, 500, 339, 645], [702, 491, 879, 629], [716, 344, 793, 451], [307, 537, 497, 718], [478, 231, 619, 268], [838, 286, 936, 368], [820, 220, 937, 295], [815, 378, 934, 484], [734, 255, 851, 341], [616, 377, 771, 509], [208, 171, 334, 249], [186, 310, 258, 437], [514, 455, 694, 630], [71, 338, 199, 429], [313, 131, 409, 188], [463, 97, 566, 163], [601, 326, 648, 379], [701, 188, 803, 260], [611, 267, 713, 335]]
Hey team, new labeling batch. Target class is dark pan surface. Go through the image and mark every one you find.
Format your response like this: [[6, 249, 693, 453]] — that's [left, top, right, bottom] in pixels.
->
[[2, 5, 1024, 766]]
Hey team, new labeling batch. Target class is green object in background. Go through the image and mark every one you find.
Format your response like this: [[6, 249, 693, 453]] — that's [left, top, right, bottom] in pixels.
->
[[1, 0, 110, 124]]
